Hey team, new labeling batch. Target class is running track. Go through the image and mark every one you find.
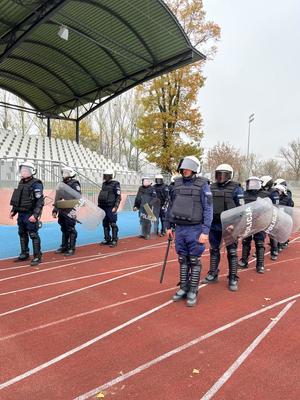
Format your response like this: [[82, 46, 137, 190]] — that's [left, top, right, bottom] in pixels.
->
[[0, 234, 299, 399]]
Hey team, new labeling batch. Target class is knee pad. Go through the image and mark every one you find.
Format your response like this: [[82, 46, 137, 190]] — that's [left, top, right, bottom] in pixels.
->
[[29, 231, 39, 240], [227, 247, 237, 257], [178, 255, 188, 264], [255, 240, 264, 249], [210, 248, 220, 257], [189, 256, 202, 271]]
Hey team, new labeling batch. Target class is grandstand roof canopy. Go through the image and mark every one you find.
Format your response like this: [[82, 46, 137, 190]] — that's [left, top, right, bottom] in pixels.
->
[[0, 0, 205, 122]]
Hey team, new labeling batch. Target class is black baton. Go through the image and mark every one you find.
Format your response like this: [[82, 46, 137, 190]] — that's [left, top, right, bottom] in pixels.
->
[[160, 236, 172, 284]]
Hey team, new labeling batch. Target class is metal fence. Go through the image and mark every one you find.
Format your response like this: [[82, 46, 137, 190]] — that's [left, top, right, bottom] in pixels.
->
[[0, 157, 140, 205]]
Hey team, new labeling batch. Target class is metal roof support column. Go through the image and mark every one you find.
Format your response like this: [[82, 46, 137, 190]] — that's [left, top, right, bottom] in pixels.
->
[[75, 108, 80, 144], [47, 117, 51, 139]]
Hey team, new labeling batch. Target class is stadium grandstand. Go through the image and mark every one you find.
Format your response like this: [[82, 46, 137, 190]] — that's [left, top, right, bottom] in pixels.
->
[[0, 129, 143, 187]]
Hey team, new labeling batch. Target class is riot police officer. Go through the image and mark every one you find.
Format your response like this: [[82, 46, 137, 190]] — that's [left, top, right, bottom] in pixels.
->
[[153, 174, 169, 236], [238, 176, 266, 273], [202, 164, 244, 291], [98, 169, 121, 247], [260, 175, 274, 192], [133, 177, 157, 240], [52, 166, 81, 256], [9, 161, 44, 266], [166, 156, 213, 307], [274, 183, 294, 252], [274, 178, 294, 207]]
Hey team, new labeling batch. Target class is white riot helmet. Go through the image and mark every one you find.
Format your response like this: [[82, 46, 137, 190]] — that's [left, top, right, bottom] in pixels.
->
[[275, 183, 287, 196], [19, 161, 36, 178], [103, 169, 114, 181], [274, 178, 287, 187], [178, 156, 201, 174], [260, 175, 273, 190], [142, 176, 151, 187], [61, 166, 76, 179], [155, 174, 164, 184], [246, 176, 262, 191], [215, 164, 233, 184]]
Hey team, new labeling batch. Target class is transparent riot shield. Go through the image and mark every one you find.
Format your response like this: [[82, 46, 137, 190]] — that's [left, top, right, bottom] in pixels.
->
[[221, 198, 274, 246], [278, 206, 300, 233], [265, 206, 293, 242], [54, 182, 105, 230]]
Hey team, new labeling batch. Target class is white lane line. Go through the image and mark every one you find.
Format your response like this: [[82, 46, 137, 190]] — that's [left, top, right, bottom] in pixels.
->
[[1, 251, 299, 340], [0, 286, 179, 342], [0, 259, 178, 297], [73, 295, 300, 400], [0, 299, 174, 391], [200, 301, 295, 400], [0, 263, 163, 318], [0, 241, 169, 280], [0, 241, 167, 272], [1, 294, 299, 394]]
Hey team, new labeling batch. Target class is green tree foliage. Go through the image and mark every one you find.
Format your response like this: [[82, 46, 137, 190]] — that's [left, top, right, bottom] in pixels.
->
[[135, 0, 220, 174]]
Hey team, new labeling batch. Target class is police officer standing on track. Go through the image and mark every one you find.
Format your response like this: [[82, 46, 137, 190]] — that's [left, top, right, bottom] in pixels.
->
[[166, 156, 213, 307], [273, 183, 294, 252], [52, 166, 81, 256], [9, 161, 44, 266], [133, 177, 157, 240], [274, 178, 294, 207], [202, 164, 244, 291], [260, 175, 280, 260], [238, 176, 266, 273], [98, 169, 121, 248], [153, 174, 169, 236]]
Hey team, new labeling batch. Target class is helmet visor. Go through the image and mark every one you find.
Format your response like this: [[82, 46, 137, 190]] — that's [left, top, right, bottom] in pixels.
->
[[103, 174, 113, 181], [247, 179, 261, 191], [215, 171, 232, 183], [20, 166, 32, 179]]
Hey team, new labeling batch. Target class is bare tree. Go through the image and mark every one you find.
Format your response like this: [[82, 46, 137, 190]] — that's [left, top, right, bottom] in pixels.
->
[[204, 142, 246, 181], [252, 158, 283, 179], [280, 139, 300, 181]]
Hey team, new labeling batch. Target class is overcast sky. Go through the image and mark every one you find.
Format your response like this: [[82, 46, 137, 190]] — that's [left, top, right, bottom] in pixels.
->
[[199, 0, 300, 160]]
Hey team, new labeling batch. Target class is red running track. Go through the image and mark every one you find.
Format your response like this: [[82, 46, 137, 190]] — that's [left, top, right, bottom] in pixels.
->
[[0, 234, 299, 399]]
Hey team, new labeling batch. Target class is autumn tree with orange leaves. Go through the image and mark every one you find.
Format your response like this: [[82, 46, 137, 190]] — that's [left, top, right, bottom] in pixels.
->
[[135, 0, 220, 174]]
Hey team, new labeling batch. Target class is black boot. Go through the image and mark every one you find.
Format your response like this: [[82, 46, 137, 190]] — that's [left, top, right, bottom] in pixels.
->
[[55, 233, 68, 254], [270, 238, 278, 261], [228, 247, 239, 291], [186, 256, 202, 307], [65, 230, 77, 256], [30, 232, 42, 266], [144, 221, 151, 240], [173, 255, 190, 301], [238, 239, 251, 269], [278, 243, 283, 253], [202, 248, 220, 283], [255, 240, 265, 274], [15, 234, 30, 262], [101, 226, 111, 245], [110, 223, 119, 247]]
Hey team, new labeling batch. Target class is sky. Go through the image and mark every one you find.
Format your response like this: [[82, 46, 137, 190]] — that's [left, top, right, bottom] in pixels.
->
[[199, 0, 300, 160]]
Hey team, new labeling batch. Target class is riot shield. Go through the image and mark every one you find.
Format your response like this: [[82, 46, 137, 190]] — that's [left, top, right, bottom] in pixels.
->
[[221, 198, 274, 246], [54, 182, 105, 230], [265, 206, 293, 242], [278, 206, 300, 233]]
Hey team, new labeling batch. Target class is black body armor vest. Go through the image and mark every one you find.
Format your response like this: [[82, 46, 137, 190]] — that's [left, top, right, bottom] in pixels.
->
[[170, 177, 206, 225]]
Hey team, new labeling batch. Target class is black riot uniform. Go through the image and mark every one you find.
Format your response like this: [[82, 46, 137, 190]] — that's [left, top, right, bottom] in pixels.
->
[[53, 177, 81, 256], [153, 176, 169, 236], [202, 164, 244, 291], [98, 176, 121, 247], [238, 177, 267, 273], [134, 180, 157, 239], [10, 172, 44, 266]]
